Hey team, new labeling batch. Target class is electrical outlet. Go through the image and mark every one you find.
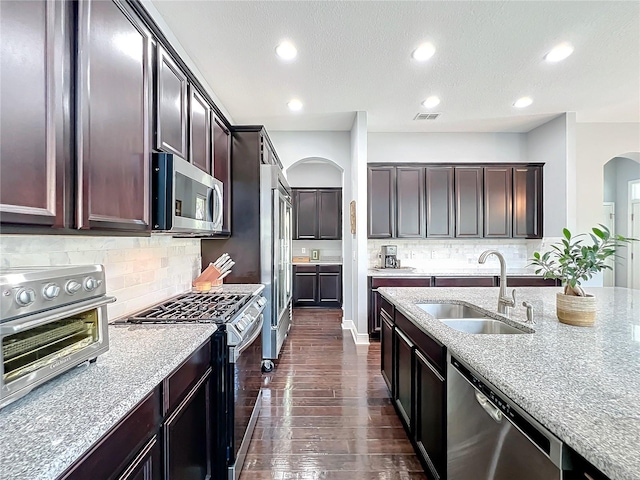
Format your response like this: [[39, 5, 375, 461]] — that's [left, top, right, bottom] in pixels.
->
[[301, 248, 306, 254]]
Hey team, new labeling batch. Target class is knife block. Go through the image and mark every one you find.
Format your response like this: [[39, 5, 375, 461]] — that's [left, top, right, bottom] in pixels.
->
[[193, 264, 223, 290]]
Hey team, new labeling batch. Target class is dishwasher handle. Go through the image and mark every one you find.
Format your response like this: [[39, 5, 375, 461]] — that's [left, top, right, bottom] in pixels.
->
[[475, 391, 503, 423]]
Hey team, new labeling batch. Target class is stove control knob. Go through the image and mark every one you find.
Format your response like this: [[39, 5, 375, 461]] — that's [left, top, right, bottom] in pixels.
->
[[65, 280, 82, 295], [16, 288, 36, 307], [236, 320, 245, 332], [42, 283, 61, 300], [83, 277, 101, 292], [257, 297, 266, 307]]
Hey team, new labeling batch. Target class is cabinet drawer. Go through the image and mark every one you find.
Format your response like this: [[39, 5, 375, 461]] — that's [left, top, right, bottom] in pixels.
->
[[294, 265, 317, 273], [395, 311, 445, 374], [371, 277, 432, 288], [433, 276, 495, 287], [164, 339, 211, 414], [318, 265, 341, 273], [505, 276, 558, 287], [379, 296, 394, 320]]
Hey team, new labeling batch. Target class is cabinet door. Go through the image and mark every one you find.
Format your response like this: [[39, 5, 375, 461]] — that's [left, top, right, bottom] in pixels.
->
[[213, 117, 231, 234], [368, 167, 395, 238], [119, 436, 161, 480], [318, 189, 342, 239], [156, 45, 187, 158], [293, 266, 318, 306], [415, 350, 446, 480], [318, 266, 342, 307], [394, 326, 414, 431], [189, 85, 212, 174], [164, 374, 211, 480], [0, 0, 67, 227], [293, 189, 318, 239], [396, 167, 425, 238], [484, 167, 512, 238], [455, 167, 483, 238], [77, 0, 151, 231], [380, 311, 394, 394], [513, 166, 543, 238], [426, 167, 454, 238]]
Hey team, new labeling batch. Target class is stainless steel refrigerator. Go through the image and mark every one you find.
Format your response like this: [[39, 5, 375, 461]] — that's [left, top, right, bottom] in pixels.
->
[[201, 126, 292, 371]]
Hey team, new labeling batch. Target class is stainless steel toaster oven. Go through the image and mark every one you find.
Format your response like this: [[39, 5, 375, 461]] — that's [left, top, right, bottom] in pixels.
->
[[0, 265, 114, 409]]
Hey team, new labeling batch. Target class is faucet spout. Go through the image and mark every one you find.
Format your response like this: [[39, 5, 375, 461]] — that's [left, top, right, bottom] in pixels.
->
[[478, 250, 515, 315]]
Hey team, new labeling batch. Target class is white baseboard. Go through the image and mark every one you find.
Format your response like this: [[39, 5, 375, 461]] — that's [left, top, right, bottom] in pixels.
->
[[341, 319, 370, 345]]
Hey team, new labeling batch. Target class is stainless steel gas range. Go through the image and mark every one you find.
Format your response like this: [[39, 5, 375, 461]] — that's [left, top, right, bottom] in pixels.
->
[[126, 286, 266, 480]]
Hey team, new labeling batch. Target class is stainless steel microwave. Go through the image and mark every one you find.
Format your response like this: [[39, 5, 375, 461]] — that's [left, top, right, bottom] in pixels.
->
[[152, 153, 223, 235]]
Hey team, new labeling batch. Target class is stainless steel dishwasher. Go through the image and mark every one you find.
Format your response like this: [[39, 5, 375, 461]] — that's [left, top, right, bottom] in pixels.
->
[[447, 355, 564, 479]]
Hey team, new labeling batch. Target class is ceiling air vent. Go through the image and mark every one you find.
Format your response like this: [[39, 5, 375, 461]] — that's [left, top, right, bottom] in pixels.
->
[[414, 112, 440, 120]]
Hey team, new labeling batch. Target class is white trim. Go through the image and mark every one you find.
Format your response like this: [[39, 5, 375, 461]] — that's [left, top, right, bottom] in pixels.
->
[[602, 202, 615, 287], [628, 180, 640, 290], [341, 319, 370, 345]]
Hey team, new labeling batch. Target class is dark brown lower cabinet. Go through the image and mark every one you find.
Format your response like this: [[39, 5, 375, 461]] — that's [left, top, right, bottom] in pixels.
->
[[432, 276, 495, 287], [120, 436, 161, 480], [293, 265, 342, 308], [164, 372, 211, 480], [380, 310, 394, 394], [394, 327, 414, 431], [415, 350, 446, 480]]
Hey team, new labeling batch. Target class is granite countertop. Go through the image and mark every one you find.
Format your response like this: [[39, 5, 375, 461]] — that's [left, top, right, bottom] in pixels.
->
[[378, 286, 640, 480], [369, 267, 538, 277], [0, 323, 219, 480]]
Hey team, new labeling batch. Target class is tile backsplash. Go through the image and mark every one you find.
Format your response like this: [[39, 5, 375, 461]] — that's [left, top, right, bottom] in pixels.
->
[[0, 234, 202, 321], [368, 238, 562, 273]]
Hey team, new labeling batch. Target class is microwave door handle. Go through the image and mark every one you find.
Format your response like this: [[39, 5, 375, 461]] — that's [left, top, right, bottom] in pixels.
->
[[213, 184, 223, 227]]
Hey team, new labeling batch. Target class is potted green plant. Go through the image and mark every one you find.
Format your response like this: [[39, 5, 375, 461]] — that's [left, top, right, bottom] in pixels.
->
[[530, 225, 636, 326]]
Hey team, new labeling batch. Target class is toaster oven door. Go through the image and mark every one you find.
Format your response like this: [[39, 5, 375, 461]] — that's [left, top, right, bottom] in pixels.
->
[[0, 296, 114, 408]]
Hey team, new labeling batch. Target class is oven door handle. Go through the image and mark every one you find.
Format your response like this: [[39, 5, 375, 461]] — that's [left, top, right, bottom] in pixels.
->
[[0, 296, 116, 335], [235, 317, 263, 357]]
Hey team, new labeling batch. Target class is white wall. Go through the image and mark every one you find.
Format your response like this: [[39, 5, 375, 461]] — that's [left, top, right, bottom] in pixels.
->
[[575, 123, 640, 233], [287, 162, 342, 188], [0, 235, 201, 321], [526, 113, 573, 236], [269, 131, 354, 323], [368, 132, 527, 164]]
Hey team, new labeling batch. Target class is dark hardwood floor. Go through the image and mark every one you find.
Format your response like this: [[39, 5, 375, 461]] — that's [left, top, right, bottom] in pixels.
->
[[240, 308, 426, 480]]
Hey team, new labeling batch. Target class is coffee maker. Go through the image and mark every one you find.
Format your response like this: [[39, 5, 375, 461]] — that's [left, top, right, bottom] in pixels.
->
[[381, 245, 399, 269]]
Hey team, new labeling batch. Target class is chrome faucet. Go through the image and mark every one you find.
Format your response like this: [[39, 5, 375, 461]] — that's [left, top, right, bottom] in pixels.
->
[[478, 250, 516, 316]]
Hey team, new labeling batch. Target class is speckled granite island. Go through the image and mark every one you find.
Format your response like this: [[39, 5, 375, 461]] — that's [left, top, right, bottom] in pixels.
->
[[0, 283, 263, 480], [378, 286, 640, 480]]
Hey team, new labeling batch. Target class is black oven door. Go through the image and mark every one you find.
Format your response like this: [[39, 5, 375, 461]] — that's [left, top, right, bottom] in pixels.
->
[[152, 152, 223, 234]]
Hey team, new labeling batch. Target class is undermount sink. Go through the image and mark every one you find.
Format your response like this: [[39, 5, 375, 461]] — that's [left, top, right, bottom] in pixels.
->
[[440, 318, 526, 334], [417, 303, 528, 334], [417, 302, 491, 319]]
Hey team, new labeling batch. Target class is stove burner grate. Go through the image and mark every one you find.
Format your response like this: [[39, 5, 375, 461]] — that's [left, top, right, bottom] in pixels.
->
[[128, 292, 251, 323]]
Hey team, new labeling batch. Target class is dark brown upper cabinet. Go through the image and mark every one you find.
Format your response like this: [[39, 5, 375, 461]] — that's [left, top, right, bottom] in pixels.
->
[[426, 167, 454, 238], [155, 45, 187, 158], [513, 165, 543, 238], [293, 188, 342, 240], [318, 189, 342, 239], [454, 167, 483, 238], [484, 166, 513, 238], [367, 167, 395, 238], [396, 167, 425, 238], [212, 116, 231, 235], [189, 85, 212, 174], [76, 0, 152, 231], [0, 0, 68, 227]]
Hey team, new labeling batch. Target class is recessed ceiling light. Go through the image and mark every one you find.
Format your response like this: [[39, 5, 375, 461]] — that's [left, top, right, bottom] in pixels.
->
[[513, 97, 533, 108], [275, 41, 297, 61], [421, 96, 441, 108], [544, 42, 574, 63], [411, 42, 436, 62], [287, 99, 303, 111]]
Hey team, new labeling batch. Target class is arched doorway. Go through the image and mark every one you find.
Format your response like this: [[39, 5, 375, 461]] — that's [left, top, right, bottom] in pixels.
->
[[603, 152, 640, 288]]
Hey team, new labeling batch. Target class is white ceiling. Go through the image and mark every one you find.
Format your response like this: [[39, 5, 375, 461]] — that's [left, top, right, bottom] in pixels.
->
[[151, 1, 640, 133]]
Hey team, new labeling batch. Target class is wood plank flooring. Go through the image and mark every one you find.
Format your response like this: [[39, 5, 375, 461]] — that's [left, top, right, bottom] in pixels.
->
[[240, 309, 426, 480]]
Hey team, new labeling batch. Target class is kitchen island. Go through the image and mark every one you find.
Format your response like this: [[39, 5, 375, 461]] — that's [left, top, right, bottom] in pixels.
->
[[378, 286, 640, 480]]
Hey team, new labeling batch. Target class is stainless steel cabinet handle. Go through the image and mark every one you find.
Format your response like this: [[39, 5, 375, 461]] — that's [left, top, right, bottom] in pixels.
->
[[475, 391, 503, 423]]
